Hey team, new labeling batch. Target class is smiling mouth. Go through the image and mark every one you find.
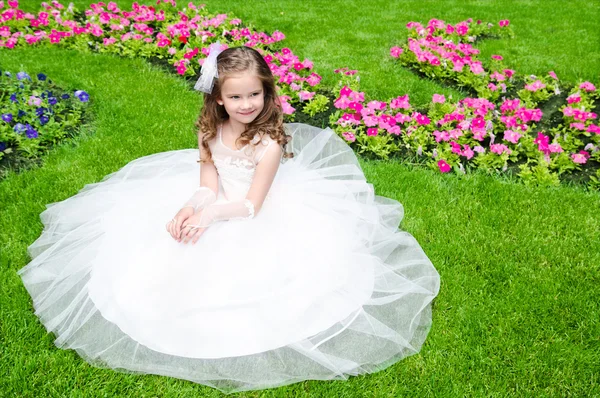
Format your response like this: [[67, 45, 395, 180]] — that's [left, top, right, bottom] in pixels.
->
[[239, 110, 255, 116]]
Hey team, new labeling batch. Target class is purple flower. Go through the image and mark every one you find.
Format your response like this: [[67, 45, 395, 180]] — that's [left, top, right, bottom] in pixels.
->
[[61, 94, 70, 99], [39, 115, 49, 125], [17, 110, 26, 118], [74, 90, 90, 102], [0, 142, 6, 152], [9, 94, 17, 103], [37, 73, 47, 81], [48, 97, 57, 105], [25, 125, 39, 139], [1, 113, 13, 123], [13, 123, 26, 133], [36, 107, 47, 116], [16, 72, 31, 81]]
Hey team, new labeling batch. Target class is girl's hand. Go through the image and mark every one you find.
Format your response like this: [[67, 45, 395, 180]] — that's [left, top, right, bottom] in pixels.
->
[[180, 211, 208, 244], [166, 206, 195, 241]]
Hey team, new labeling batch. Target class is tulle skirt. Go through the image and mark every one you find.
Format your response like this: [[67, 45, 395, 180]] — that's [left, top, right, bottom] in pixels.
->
[[18, 123, 440, 393]]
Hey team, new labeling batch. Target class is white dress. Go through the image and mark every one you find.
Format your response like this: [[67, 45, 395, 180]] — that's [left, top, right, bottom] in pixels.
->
[[19, 123, 440, 393]]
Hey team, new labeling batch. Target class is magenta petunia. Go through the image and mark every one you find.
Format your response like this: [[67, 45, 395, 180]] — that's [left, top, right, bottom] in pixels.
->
[[367, 128, 378, 136], [437, 160, 451, 173], [390, 46, 403, 58]]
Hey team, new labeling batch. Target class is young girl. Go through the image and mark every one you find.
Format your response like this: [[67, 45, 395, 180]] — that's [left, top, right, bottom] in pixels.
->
[[19, 45, 440, 393]]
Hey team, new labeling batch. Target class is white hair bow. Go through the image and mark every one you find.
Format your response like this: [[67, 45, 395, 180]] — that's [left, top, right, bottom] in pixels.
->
[[194, 42, 224, 93]]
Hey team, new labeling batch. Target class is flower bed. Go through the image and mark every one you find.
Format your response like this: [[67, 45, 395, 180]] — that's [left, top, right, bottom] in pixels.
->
[[2, 0, 598, 189], [0, 69, 90, 175]]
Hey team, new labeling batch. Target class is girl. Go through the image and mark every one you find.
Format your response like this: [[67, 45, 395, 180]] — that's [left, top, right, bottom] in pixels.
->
[[19, 45, 440, 393]]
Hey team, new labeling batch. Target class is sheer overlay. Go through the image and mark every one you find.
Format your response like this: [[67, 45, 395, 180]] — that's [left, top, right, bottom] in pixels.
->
[[19, 123, 440, 393]]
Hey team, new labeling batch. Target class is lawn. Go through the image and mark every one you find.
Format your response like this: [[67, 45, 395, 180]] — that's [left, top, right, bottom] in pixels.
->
[[1, 1, 599, 397]]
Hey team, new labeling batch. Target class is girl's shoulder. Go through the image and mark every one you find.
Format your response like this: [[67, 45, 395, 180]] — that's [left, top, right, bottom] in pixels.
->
[[251, 133, 279, 164]]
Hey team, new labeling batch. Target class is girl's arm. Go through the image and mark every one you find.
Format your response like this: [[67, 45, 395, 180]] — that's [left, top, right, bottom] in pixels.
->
[[181, 134, 219, 211], [188, 142, 282, 227]]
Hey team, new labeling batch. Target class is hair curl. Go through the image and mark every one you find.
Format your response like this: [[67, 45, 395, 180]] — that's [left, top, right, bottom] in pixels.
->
[[196, 46, 293, 162]]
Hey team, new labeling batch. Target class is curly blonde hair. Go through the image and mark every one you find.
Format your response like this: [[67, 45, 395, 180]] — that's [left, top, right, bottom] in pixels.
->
[[196, 46, 292, 162]]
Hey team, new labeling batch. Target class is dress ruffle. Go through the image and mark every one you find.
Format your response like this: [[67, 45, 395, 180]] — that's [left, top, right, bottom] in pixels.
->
[[19, 123, 440, 393]]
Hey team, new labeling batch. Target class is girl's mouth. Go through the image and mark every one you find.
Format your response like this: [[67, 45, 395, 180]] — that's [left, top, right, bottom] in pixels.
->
[[239, 110, 255, 116]]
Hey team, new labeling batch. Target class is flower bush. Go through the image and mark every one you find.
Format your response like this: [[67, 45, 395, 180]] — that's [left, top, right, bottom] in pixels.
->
[[0, 70, 90, 166], [2, 1, 598, 189]]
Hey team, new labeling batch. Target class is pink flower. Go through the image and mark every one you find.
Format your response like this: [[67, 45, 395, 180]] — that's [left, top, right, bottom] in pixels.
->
[[450, 141, 462, 154], [533, 132, 550, 153], [390, 94, 410, 109], [469, 62, 484, 75], [491, 55, 503, 61], [432, 94, 446, 103], [548, 71, 558, 80], [587, 124, 600, 134], [367, 128, 378, 136], [305, 72, 321, 86], [437, 160, 451, 173], [524, 80, 546, 92], [176, 63, 187, 75], [471, 117, 486, 129], [395, 112, 412, 124], [503, 129, 521, 144], [571, 151, 589, 164], [566, 93, 581, 104], [579, 82, 596, 92], [390, 46, 403, 58], [462, 145, 474, 159], [490, 71, 506, 82], [474, 145, 485, 154], [548, 143, 563, 153], [271, 31, 285, 41], [103, 37, 116, 46], [570, 122, 586, 131], [490, 143, 512, 155], [28, 96, 42, 106], [342, 132, 356, 142], [498, 19, 510, 27], [413, 112, 430, 125], [280, 100, 296, 115], [298, 91, 315, 101], [432, 130, 450, 142], [503, 69, 516, 79], [387, 125, 401, 135], [230, 18, 241, 25]]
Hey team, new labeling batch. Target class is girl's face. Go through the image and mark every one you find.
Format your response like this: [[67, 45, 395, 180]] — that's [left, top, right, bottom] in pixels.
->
[[218, 71, 265, 128]]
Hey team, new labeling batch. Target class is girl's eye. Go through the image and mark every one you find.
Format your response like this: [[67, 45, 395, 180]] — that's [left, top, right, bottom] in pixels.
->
[[230, 96, 239, 100]]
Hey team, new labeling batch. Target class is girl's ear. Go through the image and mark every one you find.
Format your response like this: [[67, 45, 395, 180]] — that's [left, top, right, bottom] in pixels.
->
[[216, 98, 224, 106]]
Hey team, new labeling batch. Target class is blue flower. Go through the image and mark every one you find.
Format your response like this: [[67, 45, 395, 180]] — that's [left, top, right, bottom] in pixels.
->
[[74, 90, 90, 102], [48, 97, 58, 105], [17, 110, 26, 118], [1, 113, 13, 123], [16, 72, 31, 81], [61, 94, 70, 99], [36, 107, 48, 116], [9, 94, 18, 103], [4, 71, 11, 77], [13, 123, 26, 133], [26, 124, 39, 139], [0, 142, 6, 152], [39, 115, 49, 125], [37, 73, 47, 81]]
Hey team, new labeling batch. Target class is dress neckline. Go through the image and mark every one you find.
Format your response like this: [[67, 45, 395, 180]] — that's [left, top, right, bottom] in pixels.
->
[[218, 125, 248, 153]]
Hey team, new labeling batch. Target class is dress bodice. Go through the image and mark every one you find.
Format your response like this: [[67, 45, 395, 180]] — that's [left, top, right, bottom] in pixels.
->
[[207, 127, 275, 201]]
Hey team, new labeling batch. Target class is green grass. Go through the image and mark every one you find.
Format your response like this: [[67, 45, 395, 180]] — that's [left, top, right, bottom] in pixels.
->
[[2, 1, 600, 396]]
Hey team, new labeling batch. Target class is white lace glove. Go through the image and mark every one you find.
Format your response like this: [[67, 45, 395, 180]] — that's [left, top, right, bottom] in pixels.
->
[[188, 199, 255, 228], [182, 187, 217, 212]]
